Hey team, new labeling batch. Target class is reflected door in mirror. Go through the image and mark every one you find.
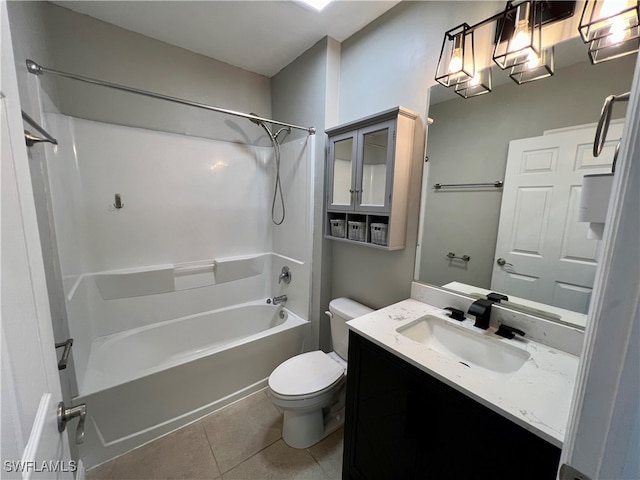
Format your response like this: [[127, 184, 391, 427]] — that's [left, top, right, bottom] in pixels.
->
[[492, 123, 622, 314]]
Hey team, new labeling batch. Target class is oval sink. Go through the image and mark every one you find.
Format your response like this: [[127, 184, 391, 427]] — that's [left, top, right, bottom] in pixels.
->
[[396, 315, 530, 376]]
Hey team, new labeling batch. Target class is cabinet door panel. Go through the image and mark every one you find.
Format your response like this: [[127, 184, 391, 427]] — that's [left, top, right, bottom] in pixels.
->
[[345, 332, 420, 479], [356, 120, 395, 213], [328, 132, 357, 211], [344, 333, 561, 480]]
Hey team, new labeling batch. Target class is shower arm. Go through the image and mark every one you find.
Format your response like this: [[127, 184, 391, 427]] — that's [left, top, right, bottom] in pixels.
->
[[26, 60, 316, 135]]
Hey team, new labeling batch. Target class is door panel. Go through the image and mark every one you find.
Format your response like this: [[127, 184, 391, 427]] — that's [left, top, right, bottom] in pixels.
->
[[491, 122, 623, 313], [1, 3, 73, 476]]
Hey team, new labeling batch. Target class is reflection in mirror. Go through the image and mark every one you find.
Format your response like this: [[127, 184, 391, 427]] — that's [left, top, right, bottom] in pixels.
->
[[361, 128, 388, 206], [416, 37, 637, 325], [332, 138, 353, 206]]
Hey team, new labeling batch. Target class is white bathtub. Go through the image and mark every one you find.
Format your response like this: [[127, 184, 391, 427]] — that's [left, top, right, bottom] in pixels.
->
[[76, 301, 308, 468]]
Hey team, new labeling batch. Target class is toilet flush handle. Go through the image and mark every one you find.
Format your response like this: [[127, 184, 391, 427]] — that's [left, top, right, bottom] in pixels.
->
[[325, 311, 333, 319]]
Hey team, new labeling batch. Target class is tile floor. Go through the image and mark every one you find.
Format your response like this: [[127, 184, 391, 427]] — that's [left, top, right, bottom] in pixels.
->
[[87, 389, 344, 480]]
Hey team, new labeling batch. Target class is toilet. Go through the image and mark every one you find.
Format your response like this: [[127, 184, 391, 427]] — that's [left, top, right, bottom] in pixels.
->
[[268, 297, 373, 448]]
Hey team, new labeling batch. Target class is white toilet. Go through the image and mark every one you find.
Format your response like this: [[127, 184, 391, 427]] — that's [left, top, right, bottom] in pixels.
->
[[268, 297, 373, 448]]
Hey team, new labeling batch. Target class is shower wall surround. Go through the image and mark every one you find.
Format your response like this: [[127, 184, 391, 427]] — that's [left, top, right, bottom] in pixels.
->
[[44, 114, 313, 390]]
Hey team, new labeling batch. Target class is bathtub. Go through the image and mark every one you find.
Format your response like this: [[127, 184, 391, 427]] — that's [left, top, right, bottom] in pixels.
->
[[76, 301, 309, 468]]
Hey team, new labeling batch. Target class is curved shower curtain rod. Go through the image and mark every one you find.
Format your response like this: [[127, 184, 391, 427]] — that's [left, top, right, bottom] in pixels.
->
[[26, 59, 316, 135]]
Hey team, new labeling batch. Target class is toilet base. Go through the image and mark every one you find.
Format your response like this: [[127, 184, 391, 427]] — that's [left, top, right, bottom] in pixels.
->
[[281, 404, 345, 449]]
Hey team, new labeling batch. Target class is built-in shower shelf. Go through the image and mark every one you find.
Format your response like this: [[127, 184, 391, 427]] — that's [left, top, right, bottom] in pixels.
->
[[85, 254, 266, 300]]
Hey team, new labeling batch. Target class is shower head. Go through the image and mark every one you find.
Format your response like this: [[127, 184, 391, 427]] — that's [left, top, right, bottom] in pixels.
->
[[250, 113, 276, 142], [249, 113, 263, 125]]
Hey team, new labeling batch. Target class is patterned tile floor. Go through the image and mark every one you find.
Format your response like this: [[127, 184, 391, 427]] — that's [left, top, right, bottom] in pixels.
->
[[87, 389, 343, 480]]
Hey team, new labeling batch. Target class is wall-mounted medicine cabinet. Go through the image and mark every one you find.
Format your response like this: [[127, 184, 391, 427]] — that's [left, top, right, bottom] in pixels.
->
[[325, 106, 418, 250]]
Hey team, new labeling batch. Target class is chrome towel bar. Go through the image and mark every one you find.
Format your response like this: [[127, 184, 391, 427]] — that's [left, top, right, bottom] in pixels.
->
[[22, 110, 58, 147], [434, 180, 503, 190]]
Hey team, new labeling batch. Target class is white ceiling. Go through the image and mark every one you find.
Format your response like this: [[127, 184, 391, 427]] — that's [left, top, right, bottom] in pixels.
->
[[53, 0, 401, 77]]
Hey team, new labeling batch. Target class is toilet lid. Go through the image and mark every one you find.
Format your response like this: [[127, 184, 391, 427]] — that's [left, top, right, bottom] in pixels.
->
[[269, 351, 344, 396]]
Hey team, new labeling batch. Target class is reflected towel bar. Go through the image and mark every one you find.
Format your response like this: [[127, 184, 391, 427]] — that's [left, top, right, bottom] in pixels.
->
[[594, 92, 630, 173], [447, 252, 470, 262], [434, 181, 503, 190]]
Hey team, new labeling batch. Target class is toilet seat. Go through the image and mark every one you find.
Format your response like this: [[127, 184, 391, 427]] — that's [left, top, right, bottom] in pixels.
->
[[268, 351, 344, 398]]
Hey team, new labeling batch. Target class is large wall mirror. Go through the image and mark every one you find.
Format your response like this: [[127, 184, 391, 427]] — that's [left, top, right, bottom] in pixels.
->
[[416, 37, 637, 327]]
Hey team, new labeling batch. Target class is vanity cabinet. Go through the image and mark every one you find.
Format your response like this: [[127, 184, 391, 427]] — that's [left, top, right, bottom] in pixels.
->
[[343, 332, 561, 480], [325, 107, 418, 250]]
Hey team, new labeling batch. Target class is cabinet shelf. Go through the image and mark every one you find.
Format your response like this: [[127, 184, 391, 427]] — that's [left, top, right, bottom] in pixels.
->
[[324, 106, 418, 251]]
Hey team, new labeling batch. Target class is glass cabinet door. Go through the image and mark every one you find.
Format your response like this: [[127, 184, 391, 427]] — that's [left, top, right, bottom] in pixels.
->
[[356, 120, 395, 213], [328, 132, 357, 211]]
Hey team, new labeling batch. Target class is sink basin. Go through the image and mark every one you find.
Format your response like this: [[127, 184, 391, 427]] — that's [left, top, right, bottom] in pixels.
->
[[396, 315, 530, 375]]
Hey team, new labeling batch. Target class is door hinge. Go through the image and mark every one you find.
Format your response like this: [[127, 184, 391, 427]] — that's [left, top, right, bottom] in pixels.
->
[[559, 463, 591, 480]]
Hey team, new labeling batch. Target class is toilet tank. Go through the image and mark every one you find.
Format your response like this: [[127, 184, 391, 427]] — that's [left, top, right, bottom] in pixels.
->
[[329, 298, 374, 360]]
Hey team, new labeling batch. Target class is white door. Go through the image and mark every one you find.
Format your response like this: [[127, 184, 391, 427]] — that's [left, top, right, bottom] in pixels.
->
[[1, 2, 74, 478], [490, 122, 623, 313]]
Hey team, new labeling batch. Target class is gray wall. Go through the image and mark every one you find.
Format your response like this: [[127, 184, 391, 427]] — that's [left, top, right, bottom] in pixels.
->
[[330, 1, 501, 309], [34, 2, 272, 145], [271, 37, 340, 351], [419, 54, 636, 289]]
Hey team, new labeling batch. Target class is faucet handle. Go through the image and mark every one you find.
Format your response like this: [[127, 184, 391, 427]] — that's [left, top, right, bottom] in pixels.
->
[[443, 307, 466, 321], [278, 266, 291, 284], [495, 324, 526, 339]]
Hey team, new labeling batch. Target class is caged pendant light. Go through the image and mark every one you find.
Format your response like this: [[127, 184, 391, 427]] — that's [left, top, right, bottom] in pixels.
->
[[435, 1, 575, 99], [455, 68, 493, 98], [435, 24, 475, 87], [579, 0, 640, 63], [493, 1, 544, 69], [509, 46, 554, 84]]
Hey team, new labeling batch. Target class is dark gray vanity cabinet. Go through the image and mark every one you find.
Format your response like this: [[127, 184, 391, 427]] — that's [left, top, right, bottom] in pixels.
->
[[343, 332, 561, 480]]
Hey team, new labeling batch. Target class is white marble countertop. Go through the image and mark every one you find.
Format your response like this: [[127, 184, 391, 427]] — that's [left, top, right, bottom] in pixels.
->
[[347, 298, 580, 448]]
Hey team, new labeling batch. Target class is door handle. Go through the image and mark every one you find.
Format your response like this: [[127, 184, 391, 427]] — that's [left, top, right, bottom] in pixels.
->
[[57, 401, 86, 444], [496, 258, 513, 267], [55, 338, 73, 370]]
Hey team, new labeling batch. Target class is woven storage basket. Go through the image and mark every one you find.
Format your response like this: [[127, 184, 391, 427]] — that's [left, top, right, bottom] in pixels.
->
[[370, 223, 388, 246], [348, 221, 366, 242], [330, 219, 345, 238]]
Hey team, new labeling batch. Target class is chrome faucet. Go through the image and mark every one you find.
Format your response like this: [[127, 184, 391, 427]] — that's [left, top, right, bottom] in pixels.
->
[[271, 295, 287, 305]]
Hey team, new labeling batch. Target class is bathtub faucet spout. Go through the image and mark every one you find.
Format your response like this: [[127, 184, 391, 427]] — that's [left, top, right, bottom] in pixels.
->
[[271, 295, 288, 305]]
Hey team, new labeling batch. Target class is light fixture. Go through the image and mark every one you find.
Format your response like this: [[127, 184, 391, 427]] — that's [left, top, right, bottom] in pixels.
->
[[579, 0, 640, 63], [509, 46, 554, 84], [494, 1, 543, 69], [434, 2, 575, 98], [435, 24, 475, 87], [455, 68, 493, 98]]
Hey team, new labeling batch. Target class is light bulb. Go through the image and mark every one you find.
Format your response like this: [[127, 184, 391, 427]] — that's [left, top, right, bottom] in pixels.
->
[[448, 33, 464, 73], [511, 24, 530, 51], [600, 0, 629, 18], [526, 51, 541, 69], [608, 18, 629, 43], [449, 48, 463, 73], [469, 73, 481, 86], [509, 3, 532, 52]]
